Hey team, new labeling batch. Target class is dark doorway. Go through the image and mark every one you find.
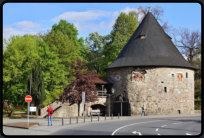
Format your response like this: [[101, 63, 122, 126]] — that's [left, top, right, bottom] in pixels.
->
[[91, 104, 106, 116], [113, 95, 128, 116]]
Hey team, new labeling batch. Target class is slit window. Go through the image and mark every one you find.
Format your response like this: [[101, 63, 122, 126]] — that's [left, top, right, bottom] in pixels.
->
[[186, 72, 188, 78], [164, 87, 167, 92]]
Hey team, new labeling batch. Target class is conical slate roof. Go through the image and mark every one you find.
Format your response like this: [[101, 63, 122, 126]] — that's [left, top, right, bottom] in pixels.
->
[[105, 11, 196, 70]]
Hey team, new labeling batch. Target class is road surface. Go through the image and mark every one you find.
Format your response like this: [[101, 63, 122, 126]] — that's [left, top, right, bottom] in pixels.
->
[[50, 115, 201, 136]]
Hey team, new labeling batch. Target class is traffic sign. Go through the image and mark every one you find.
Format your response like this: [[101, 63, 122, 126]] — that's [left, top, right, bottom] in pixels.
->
[[30, 107, 36, 112], [25, 95, 32, 103], [82, 92, 85, 104]]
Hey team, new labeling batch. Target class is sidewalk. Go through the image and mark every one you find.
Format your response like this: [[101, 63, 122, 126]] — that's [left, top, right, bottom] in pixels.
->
[[3, 114, 201, 135]]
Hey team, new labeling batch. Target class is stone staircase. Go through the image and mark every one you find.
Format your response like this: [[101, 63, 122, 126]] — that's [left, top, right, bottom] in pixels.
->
[[38, 100, 63, 118]]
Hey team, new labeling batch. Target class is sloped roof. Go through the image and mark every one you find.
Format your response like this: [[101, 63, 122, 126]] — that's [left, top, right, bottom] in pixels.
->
[[89, 77, 113, 84], [105, 11, 196, 70]]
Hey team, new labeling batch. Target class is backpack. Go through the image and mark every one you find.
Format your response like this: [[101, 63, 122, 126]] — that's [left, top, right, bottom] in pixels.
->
[[50, 110, 53, 114]]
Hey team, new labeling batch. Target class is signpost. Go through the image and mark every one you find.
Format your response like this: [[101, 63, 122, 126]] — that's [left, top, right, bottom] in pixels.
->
[[25, 95, 32, 126], [82, 92, 85, 119], [30, 107, 36, 116]]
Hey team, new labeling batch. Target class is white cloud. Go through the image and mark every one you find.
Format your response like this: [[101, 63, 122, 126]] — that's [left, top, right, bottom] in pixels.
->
[[121, 6, 136, 14], [3, 21, 47, 40], [73, 21, 108, 33], [182, 54, 188, 60], [13, 21, 41, 28], [121, 6, 143, 22], [51, 10, 111, 22], [50, 7, 142, 34]]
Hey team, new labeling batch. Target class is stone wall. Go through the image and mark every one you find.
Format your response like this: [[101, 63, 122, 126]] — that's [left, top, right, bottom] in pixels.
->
[[39, 101, 63, 118], [52, 98, 108, 117], [52, 103, 78, 117], [106, 67, 195, 116]]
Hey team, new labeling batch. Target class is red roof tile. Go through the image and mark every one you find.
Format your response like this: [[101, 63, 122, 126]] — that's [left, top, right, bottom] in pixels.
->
[[89, 77, 113, 84]]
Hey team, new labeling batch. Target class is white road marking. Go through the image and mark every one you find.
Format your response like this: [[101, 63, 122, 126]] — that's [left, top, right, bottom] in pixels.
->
[[132, 131, 137, 134], [156, 128, 159, 131], [186, 133, 193, 135], [173, 122, 181, 124], [132, 131, 142, 135], [111, 120, 164, 135], [161, 125, 166, 127]]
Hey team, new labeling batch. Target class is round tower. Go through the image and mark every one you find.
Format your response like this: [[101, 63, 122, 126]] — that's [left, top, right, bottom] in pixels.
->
[[105, 11, 196, 116]]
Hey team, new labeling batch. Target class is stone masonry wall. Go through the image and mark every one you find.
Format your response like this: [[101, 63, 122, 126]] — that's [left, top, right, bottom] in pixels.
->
[[106, 67, 194, 116], [52, 103, 78, 117]]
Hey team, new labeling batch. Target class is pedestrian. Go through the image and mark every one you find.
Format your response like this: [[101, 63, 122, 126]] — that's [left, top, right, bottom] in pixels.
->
[[47, 105, 53, 126], [141, 105, 145, 117]]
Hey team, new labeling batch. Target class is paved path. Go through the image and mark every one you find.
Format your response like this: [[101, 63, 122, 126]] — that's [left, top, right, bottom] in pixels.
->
[[3, 114, 201, 136]]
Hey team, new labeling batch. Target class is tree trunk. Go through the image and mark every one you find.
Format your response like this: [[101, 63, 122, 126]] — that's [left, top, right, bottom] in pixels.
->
[[16, 95, 19, 107], [36, 105, 39, 116]]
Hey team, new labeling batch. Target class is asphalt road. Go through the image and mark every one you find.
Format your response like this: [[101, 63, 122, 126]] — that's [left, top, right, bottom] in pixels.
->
[[50, 115, 201, 136]]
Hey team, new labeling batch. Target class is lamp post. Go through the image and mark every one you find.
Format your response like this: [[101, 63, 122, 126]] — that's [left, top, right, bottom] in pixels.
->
[[121, 94, 123, 116], [111, 88, 115, 117], [104, 88, 107, 116], [105, 88, 115, 117]]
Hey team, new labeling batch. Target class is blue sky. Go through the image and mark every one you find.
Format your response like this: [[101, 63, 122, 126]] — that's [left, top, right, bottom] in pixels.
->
[[3, 3, 201, 41]]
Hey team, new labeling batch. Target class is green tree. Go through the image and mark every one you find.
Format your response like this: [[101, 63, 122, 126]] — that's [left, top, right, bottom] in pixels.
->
[[103, 11, 138, 69], [51, 19, 88, 62], [3, 35, 40, 116], [29, 60, 46, 115], [85, 32, 110, 76], [41, 30, 80, 105], [35, 36, 66, 106]]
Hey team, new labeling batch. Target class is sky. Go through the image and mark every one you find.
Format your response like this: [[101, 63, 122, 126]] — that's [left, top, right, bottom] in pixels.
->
[[3, 3, 201, 41]]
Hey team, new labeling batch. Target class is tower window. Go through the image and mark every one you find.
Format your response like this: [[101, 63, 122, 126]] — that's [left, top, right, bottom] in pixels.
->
[[164, 87, 167, 92], [186, 72, 188, 78], [172, 74, 174, 77], [141, 35, 145, 38]]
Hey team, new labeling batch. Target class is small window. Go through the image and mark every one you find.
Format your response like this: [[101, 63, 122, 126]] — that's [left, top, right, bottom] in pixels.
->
[[186, 72, 188, 78], [161, 81, 164, 83], [164, 87, 167, 92], [172, 74, 174, 77], [141, 35, 145, 38]]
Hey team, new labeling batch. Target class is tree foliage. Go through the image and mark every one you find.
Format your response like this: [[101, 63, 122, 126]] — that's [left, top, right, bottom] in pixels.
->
[[59, 58, 99, 116], [103, 11, 138, 69], [173, 27, 201, 65], [29, 60, 46, 115], [85, 32, 110, 76], [51, 19, 88, 62], [3, 35, 40, 116]]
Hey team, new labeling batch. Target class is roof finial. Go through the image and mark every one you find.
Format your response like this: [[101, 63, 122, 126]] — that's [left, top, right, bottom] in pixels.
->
[[148, 5, 151, 12]]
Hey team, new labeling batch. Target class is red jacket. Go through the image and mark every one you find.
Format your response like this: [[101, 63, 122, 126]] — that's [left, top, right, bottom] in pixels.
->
[[47, 107, 53, 116]]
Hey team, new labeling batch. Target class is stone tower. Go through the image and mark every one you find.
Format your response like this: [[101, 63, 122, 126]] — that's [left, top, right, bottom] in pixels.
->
[[105, 10, 196, 116]]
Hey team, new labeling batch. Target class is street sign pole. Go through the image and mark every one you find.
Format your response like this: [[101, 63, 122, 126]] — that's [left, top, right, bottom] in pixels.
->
[[25, 95, 32, 126], [28, 73, 31, 126], [27, 102, 29, 126]]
